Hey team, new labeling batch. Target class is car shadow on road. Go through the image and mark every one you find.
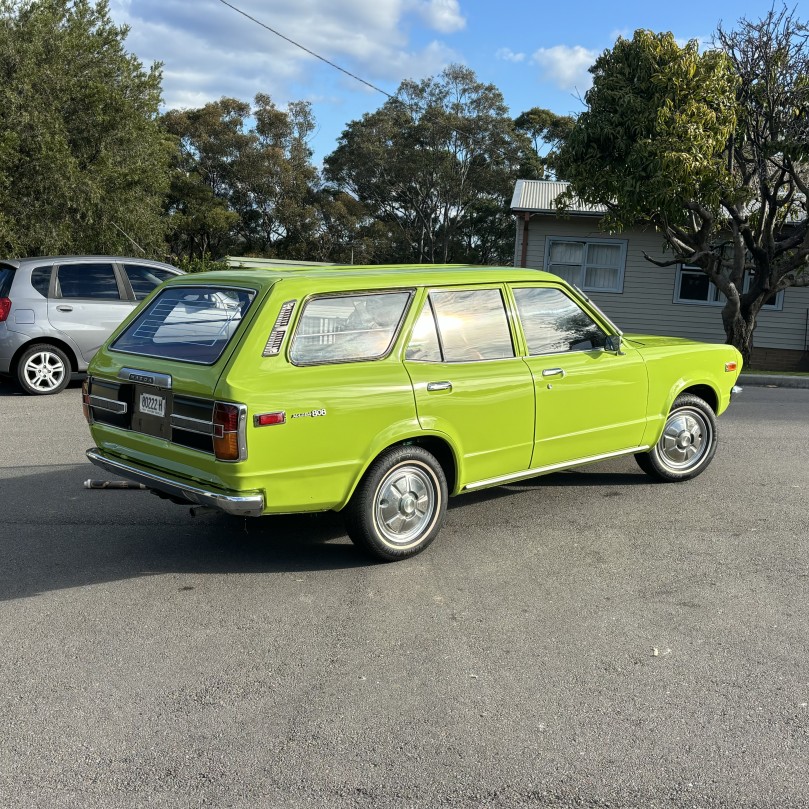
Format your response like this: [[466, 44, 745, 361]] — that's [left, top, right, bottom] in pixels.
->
[[1, 459, 654, 601]]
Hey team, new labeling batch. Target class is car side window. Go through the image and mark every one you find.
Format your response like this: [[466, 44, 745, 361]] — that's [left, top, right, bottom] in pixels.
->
[[289, 291, 412, 364], [123, 264, 176, 300], [429, 288, 514, 362], [405, 300, 443, 362], [30, 266, 53, 297], [56, 263, 120, 300], [513, 286, 607, 355]]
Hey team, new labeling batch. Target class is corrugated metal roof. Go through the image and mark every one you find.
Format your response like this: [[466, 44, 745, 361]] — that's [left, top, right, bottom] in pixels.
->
[[510, 180, 606, 215]]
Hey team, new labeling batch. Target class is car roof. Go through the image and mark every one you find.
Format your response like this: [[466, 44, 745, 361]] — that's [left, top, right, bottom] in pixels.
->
[[1, 256, 180, 270], [164, 264, 559, 291]]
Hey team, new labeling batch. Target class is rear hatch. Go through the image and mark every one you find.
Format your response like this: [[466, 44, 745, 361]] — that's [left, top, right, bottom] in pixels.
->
[[85, 280, 268, 486]]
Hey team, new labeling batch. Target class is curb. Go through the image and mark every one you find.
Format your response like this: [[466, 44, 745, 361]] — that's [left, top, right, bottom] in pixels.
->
[[738, 373, 809, 389]]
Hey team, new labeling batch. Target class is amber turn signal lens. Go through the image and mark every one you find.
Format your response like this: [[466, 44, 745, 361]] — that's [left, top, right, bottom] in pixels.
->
[[725, 361, 738, 372]]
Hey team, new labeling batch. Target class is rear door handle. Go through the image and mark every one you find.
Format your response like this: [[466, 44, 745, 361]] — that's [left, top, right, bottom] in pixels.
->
[[426, 381, 452, 392], [541, 368, 565, 378], [56, 305, 73, 312]]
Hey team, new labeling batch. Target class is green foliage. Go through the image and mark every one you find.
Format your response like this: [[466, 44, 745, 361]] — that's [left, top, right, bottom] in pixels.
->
[[0, 0, 171, 256], [162, 95, 320, 260], [556, 31, 738, 231], [174, 254, 230, 274], [513, 107, 574, 178], [325, 64, 539, 265]]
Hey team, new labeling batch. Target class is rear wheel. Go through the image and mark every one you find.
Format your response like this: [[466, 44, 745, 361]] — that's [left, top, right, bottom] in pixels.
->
[[635, 394, 717, 482], [345, 446, 448, 561], [16, 344, 71, 395]]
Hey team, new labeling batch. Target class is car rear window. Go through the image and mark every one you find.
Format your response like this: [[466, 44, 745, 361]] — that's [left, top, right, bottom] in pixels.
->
[[0, 265, 15, 297], [110, 286, 256, 364]]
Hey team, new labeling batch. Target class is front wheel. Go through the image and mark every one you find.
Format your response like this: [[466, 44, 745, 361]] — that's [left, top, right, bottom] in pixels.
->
[[635, 394, 718, 482], [16, 344, 71, 395], [345, 445, 448, 561]]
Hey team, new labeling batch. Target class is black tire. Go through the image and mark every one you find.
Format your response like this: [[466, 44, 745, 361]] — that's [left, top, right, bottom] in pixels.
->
[[634, 393, 718, 482], [345, 445, 448, 561], [16, 344, 71, 395]]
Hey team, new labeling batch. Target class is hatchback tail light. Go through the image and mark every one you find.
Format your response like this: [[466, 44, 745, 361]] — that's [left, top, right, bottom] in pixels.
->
[[213, 402, 246, 461], [0, 298, 11, 322]]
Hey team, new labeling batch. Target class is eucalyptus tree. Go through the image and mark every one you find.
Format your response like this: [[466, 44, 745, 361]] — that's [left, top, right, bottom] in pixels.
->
[[325, 64, 539, 265]]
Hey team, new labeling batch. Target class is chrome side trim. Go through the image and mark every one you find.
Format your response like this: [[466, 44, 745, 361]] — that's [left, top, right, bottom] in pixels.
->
[[118, 367, 172, 389], [88, 395, 128, 414], [85, 448, 264, 517], [463, 445, 651, 491], [170, 414, 215, 435]]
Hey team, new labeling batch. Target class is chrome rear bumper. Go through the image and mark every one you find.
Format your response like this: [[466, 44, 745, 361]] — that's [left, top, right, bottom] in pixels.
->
[[86, 447, 265, 517], [731, 385, 743, 399]]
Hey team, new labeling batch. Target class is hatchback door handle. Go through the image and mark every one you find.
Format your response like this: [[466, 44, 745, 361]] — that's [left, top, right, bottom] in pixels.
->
[[542, 368, 565, 378], [426, 381, 452, 392], [56, 305, 73, 312]]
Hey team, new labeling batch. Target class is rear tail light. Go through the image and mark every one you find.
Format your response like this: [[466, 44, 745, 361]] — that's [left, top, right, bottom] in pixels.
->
[[213, 401, 246, 461], [0, 298, 11, 322]]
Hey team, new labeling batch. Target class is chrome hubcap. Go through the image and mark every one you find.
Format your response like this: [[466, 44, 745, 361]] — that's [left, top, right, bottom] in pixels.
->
[[657, 408, 710, 470], [23, 351, 66, 391], [375, 464, 436, 546]]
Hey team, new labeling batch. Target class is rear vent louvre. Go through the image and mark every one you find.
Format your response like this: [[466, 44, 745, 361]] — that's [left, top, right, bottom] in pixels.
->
[[263, 299, 297, 356]]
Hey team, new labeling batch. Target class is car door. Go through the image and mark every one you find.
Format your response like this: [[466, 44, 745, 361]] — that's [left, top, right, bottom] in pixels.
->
[[403, 287, 535, 487], [510, 284, 648, 468], [47, 262, 133, 364]]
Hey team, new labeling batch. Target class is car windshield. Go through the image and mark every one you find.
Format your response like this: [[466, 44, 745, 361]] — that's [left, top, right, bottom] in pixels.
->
[[111, 285, 256, 364]]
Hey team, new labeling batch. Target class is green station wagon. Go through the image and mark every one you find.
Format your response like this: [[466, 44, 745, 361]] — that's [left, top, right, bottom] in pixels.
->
[[84, 264, 742, 561]]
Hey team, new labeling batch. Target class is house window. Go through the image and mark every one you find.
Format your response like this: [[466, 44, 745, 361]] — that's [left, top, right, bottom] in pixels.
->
[[674, 265, 783, 310], [544, 238, 626, 293]]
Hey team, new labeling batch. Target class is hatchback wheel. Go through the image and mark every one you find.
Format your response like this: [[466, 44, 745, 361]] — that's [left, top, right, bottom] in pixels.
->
[[635, 393, 717, 481], [16, 344, 71, 395], [345, 446, 448, 561]]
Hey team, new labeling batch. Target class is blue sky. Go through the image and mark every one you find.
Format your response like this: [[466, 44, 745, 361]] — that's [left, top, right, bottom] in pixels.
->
[[109, 0, 790, 164]]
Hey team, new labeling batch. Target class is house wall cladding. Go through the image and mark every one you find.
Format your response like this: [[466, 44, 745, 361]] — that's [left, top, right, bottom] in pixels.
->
[[515, 215, 809, 359]]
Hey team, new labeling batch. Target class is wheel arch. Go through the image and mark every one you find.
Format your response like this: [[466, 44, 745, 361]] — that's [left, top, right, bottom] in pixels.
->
[[339, 431, 459, 510], [675, 383, 718, 413], [11, 337, 81, 374]]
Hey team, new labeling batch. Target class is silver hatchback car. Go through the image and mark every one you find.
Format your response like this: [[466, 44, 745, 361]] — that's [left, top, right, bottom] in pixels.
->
[[0, 256, 183, 395]]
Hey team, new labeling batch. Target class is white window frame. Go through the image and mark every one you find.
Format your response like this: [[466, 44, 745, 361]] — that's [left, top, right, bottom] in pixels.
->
[[674, 264, 784, 311], [543, 237, 627, 294]]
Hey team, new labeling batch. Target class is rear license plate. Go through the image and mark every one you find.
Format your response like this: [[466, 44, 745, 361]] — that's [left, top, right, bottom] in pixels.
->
[[139, 392, 165, 418]]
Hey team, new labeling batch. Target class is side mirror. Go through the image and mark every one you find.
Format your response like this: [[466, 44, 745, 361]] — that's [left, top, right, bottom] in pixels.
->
[[605, 334, 623, 355]]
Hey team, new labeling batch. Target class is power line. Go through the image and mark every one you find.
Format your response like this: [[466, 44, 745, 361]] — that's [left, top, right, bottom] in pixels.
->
[[216, 0, 395, 101]]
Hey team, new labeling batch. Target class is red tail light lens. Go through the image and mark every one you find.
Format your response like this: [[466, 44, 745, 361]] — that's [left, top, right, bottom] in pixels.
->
[[0, 298, 11, 322], [213, 402, 244, 461]]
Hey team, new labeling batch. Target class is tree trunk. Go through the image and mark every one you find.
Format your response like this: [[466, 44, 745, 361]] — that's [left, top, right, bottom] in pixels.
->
[[721, 299, 761, 368]]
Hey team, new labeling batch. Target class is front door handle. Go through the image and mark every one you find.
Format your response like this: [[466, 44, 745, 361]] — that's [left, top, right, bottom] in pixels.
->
[[541, 368, 565, 378], [426, 381, 452, 392], [56, 305, 73, 312]]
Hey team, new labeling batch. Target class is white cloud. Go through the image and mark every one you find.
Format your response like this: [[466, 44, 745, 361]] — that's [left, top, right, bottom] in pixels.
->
[[411, 0, 466, 33], [531, 44, 598, 92], [496, 47, 526, 63], [111, 0, 463, 110]]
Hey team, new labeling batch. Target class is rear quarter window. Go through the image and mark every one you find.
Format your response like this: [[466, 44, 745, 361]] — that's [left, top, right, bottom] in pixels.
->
[[289, 291, 412, 364], [111, 286, 256, 364]]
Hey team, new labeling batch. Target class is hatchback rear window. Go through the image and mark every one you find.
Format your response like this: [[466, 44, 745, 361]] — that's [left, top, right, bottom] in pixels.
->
[[111, 286, 256, 364], [0, 265, 15, 297]]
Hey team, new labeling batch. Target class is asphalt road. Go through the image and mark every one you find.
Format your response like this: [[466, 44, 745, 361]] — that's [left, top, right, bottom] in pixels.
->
[[1, 377, 807, 809]]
